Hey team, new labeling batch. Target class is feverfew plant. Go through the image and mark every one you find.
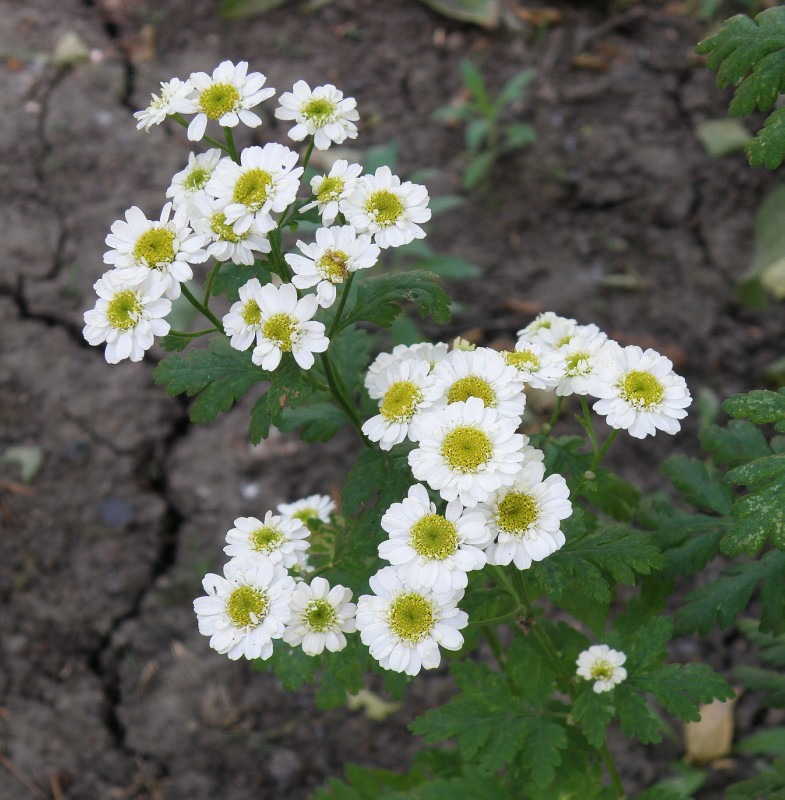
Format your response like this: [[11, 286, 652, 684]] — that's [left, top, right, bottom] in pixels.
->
[[85, 60, 785, 799]]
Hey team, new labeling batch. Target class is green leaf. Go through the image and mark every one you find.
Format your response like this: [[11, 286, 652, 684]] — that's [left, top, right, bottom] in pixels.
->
[[723, 388, 785, 429], [497, 68, 536, 108], [316, 638, 368, 709], [460, 59, 491, 107], [414, 255, 481, 281], [465, 117, 490, 151], [248, 356, 309, 444], [737, 726, 785, 755], [340, 272, 451, 330], [572, 689, 615, 748], [220, 0, 287, 17], [263, 644, 318, 691], [676, 551, 785, 635], [582, 468, 641, 521], [724, 453, 785, 555], [342, 449, 390, 515], [727, 755, 785, 799], [735, 665, 785, 706], [209, 261, 272, 301], [697, 8, 785, 113], [695, 118, 751, 157], [329, 326, 373, 396], [700, 419, 772, 466], [614, 685, 663, 744], [363, 141, 398, 173], [502, 122, 537, 150], [635, 663, 734, 722], [278, 401, 346, 442], [662, 455, 733, 515], [158, 330, 197, 352], [462, 150, 496, 189], [418, 0, 500, 30], [742, 185, 785, 298], [748, 106, 785, 170], [154, 337, 265, 424]]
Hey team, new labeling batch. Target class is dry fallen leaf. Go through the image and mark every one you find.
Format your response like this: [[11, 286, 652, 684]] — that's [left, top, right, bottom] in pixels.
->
[[684, 695, 737, 766]]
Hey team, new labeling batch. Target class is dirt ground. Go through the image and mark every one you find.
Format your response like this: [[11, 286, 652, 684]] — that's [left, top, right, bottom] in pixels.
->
[[2, 0, 784, 798]]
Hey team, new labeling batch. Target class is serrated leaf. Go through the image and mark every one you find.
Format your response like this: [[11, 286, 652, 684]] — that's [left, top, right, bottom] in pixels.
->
[[737, 726, 785, 755], [700, 419, 772, 466], [316, 638, 367, 709], [636, 664, 734, 722], [582, 468, 641, 521], [263, 644, 319, 691], [676, 552, 785, 636], [248, 356, 310, 444], [748, 106, 785, 170], [614, 685, 663, 744], [572, 689, 615, 748], [342, 449, 389, 515], [723, 388, 785, 425], [726, 755, 785, 799], [697, 8, 785, 113], [662, 455, 733, 515], [735, 665, 785, 706], [278, 401, 346, 442], [154, 337, 265, 424], [339, 272, 451, 331]]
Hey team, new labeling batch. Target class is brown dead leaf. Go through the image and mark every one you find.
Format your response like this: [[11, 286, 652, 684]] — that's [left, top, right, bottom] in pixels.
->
[[512, 6, 562, 27], [503, 298, 543, 315], [122, 24, 155, 64], [684, 696, 737, 766]]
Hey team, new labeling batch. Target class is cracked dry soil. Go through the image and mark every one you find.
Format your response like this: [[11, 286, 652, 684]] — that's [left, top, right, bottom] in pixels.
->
[[1, 1, 784, 798]]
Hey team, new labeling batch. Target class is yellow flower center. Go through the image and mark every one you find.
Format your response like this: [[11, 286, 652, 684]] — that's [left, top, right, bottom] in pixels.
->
[[241, 299, 262, 326], [380, 381, 422, 422], [410, 514, 458, 560], [263, 313, 298, 351], [199, 82, 240, 120], [304, 599, 337, 632], [184, 167, 210, 192], [317, 249, 349, 283], [211, 212, 249, 243], [495, 491, 540, 536], [133, 228, 176, 267], [250, 525, 283, 553], [316, 176, 344, 202], [504, 350, 540, 371], [388, 592, 435, 642], [302, 97, 336, 125], [106, 289, 142, 330], [441, 426, 493, 473], [447, 376, 496, 407], [591, 660, 615, 680], [365, 190, 404, 228], [565, 351, 590, 376], [226, 585, 269, 628], [619, 370, 664, 408], [233, 168, 274, 211]]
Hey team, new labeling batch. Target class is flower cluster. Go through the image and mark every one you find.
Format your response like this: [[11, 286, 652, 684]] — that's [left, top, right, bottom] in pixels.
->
[[193, 494, 359, 659], [83, 61, 431, 365]]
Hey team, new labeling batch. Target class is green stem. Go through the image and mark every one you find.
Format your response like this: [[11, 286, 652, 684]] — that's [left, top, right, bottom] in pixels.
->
[[546, 395, 564, 436], [171, 113, 229, 153], [180, 284, 225, 332], [301, 137, 316, 171], [601, 743, 625, 798], [268, 232, 292, 282], [489, 565, 518, 603], [571, 428, 620, 499], [224, 126, 240, 163], [328, 273, 355, 339], [320, 352, 368, 443], [482, 627, 506, 665], [579, 396, 599, 454], [279, 137, 317, 229], [167, 327, 218, 340], [202, 261, 223, 305]]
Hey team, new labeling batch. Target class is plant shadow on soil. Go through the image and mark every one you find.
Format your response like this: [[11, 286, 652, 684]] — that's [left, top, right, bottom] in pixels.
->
[[1, 0, 783, 798]]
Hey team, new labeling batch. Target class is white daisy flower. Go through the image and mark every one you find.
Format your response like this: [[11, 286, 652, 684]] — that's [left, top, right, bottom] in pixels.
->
[[343, 166, 431, 249], [590, 342, 691, 439], [516, 312, 577, 347], [277, 494, 335, 529], [250, 282, 329, 371], [356, 566, 468, 676], [502, 341, 566, 391], [222, 278, 269, 351], [429, 347, 527, 423], [286, 225, 380, 308], [207, 143, 303, 233], [275, 81, 359, 151], [408, 397, 525, 507], [300, 160, 363, 226], [367, 342, 449, 380], [362, 359, 440, 450], [479, 459, 572, 570], [223, 511, 310, 570], [133, 77, 192, 131], [576, 645, 628, 693], [379, 484, 491, 593], [191, 197, 273, 266], [556, 329, 609, 397], [194, 554, 294, 661], [166, 149, 224, 216], [283, 577, 357, 655], [104, 203, 208, 300], [83, 271, 171, 364], [182, 60, 275, 142]]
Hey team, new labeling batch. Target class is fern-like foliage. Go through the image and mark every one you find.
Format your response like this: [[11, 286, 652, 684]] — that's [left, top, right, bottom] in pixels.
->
[[697, 7, 785, 168]]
